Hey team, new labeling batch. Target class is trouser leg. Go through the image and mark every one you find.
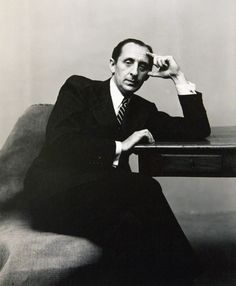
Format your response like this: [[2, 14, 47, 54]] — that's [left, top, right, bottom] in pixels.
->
[[26, 170, 200, 282]]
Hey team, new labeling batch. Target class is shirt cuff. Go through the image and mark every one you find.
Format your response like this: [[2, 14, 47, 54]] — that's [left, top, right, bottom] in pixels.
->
[[175, 81, 197, 95], [113, 141, 122, 167]]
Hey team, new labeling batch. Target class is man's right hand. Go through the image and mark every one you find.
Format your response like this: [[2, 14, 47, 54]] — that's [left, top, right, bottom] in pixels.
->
[[121, 129, 154, 152]]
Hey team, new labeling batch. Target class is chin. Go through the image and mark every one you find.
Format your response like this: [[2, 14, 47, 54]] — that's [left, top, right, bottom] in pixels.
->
[[124, 85, 140, 93], [130, 86, 140, 93]]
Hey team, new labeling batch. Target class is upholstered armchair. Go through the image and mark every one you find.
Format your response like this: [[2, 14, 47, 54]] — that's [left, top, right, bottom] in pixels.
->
[[0, 105, 101, 285]]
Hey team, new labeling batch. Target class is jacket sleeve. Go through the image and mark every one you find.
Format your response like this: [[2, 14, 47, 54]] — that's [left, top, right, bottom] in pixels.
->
[[44, 76, 116, 169], [146, 92, 211, 141]]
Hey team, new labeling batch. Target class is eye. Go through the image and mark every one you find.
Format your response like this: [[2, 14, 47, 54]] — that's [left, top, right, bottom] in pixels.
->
[[139, 64, 148, 72], [124, 59, 132, 65]]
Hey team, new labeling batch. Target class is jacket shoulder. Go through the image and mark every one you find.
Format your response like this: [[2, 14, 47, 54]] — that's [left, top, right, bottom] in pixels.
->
[[133, 94, 156, 108], [64, 75, 98, 88], [58, 75, 104, 99]]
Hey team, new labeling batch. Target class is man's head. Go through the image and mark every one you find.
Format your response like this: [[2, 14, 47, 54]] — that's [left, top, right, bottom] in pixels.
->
[[110, 38, 153, 96]]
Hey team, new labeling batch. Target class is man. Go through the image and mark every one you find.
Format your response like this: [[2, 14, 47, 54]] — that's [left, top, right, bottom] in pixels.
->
[[24, 38, 210, 285]]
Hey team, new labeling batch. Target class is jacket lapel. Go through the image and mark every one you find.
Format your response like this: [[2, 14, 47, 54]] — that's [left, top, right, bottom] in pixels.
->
[[91, 78, 119, 127]]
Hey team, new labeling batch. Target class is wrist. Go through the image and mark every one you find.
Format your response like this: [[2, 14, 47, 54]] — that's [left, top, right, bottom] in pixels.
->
[[115, 141, 122, 155], [121, 141, 127, 152], [171, 71, 188, 86]]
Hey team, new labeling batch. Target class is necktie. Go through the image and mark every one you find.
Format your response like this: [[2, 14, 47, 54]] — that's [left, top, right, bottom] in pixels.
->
[[117, 97, 129, 124]]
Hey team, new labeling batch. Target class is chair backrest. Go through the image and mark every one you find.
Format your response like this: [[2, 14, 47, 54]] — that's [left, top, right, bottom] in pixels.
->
[[0, 104, 53, 203]]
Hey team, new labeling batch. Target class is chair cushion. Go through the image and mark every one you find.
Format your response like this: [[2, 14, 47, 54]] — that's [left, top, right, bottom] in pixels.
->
[[0, 215, 101, 286], [0, 104, 53, 203]]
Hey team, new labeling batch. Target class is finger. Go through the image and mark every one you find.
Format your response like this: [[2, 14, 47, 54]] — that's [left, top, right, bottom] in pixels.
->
[[146, 51, 156, 58], [138, 129, 148, 137], [139, 129, 150, 139], [160, 57, 169, 67], [143, 129, 155, 143], [148, 71, 161, 77], [147, 131, 155, 143], [156, 57, 162, 68]]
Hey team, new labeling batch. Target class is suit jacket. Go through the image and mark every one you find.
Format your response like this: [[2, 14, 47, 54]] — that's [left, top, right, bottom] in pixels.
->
[[25, 75, 210, 193]]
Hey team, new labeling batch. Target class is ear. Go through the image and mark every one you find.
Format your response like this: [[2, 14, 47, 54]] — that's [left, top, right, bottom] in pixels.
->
[[109, 58, 116, 74]]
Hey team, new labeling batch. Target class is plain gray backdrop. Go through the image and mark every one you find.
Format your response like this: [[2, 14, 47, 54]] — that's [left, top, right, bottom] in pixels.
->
[[0, 0, 235, 215]]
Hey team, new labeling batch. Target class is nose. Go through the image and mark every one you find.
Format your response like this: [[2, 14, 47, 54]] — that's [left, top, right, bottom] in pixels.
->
[[130, 63, 138, 77]]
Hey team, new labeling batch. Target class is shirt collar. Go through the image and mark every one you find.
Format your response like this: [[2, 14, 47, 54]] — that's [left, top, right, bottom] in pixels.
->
[[110, 76, 125, 112]]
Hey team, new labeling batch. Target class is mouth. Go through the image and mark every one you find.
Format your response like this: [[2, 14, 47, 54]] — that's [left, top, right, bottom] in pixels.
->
[[125, 79, 137, 86]]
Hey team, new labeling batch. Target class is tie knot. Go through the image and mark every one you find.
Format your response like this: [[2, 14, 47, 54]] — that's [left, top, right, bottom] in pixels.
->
[[122, 97, 129, 106]]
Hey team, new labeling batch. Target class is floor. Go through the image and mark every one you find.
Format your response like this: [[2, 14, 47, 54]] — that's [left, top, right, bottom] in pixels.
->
[[178, 212, 236, 286]]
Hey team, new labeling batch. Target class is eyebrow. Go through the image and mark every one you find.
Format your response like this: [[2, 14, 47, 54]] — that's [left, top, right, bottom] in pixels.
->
[[123, 57, 149, 65], [123, 57, 134, 62]]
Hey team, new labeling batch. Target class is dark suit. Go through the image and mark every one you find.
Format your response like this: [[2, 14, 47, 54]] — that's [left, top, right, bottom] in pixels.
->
[[24, 75, 210, 284]]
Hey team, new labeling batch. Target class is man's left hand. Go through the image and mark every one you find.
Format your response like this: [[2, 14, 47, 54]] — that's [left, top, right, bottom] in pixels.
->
[[146, 52, 180, 79]]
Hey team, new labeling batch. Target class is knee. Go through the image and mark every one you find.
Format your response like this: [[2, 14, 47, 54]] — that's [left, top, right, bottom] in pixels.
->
[[138, 175, 162, 193], [126, 174, 163, 200], [149, 176, 162, 190]]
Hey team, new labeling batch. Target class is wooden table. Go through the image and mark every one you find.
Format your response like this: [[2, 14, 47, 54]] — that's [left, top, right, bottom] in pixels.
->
[[134, 126, 236, 177]]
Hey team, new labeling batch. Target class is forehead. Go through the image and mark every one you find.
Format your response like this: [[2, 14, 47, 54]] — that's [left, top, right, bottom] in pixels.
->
[[119, 43, 150, 63]]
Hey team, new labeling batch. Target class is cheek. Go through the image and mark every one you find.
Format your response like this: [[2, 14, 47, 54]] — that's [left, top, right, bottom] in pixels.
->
[[119, 69, 129, 79], [138, 73, 148, 81]]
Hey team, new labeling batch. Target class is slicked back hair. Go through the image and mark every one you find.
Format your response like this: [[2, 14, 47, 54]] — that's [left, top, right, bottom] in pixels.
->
[[111, 38, 153, 70]]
